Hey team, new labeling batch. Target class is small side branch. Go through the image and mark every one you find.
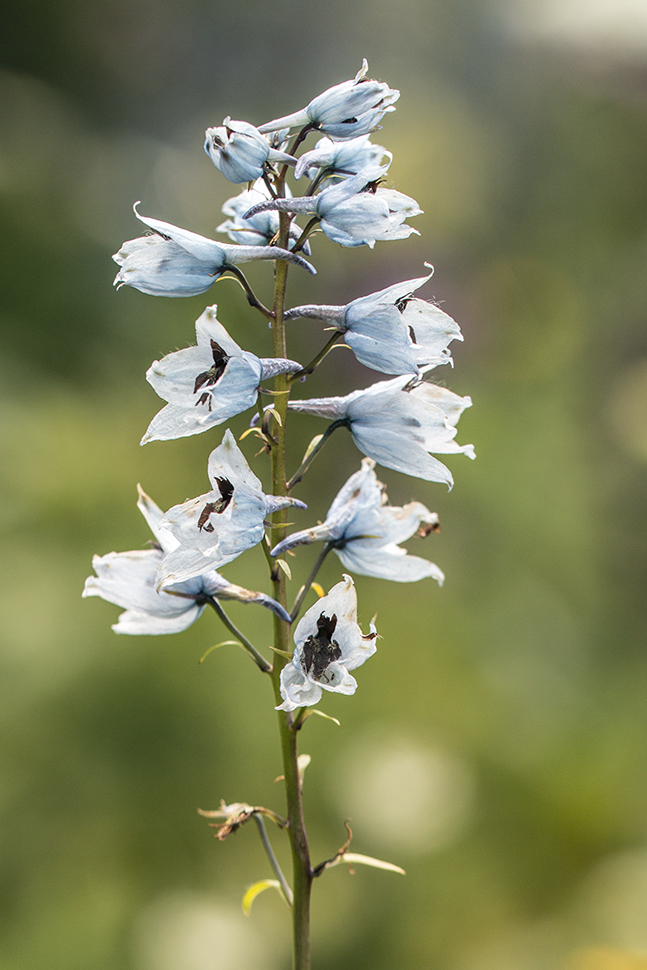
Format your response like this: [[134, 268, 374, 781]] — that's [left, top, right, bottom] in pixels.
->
[[290, 217, 320, 255], [253, 813, 294, 907], [286, 419, 348, 490], [205, 596, 272, 673], [288, 331, 344, 382], [290, 542, 334, 622], [223, 265, 275, 320], [311, 820, 353, 878]]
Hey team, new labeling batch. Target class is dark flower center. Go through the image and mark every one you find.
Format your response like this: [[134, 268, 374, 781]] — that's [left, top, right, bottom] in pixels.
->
[[194, 340, 231, 410], [302, 612, 342, 681], [197, 477, 234, 532]]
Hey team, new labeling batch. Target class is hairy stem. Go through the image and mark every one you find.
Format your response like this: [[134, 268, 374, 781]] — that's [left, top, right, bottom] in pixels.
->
[[270, 204, 313, 970]]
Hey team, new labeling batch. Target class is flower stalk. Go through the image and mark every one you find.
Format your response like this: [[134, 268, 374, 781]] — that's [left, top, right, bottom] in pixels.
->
[[86, 59, 475, 970], [269, 202, 313, 970]]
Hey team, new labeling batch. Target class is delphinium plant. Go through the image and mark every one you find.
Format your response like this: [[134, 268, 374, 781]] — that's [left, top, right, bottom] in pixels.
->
[[84, 60, 475, 970]]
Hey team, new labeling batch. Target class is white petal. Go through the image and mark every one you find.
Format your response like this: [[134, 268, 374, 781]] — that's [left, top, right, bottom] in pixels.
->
[[157, 544, 238, 588], [317, 661, 358, 694], [113, 604, 203, 635], [294, 574, 375, 671], [344, 311, 418, 375], [134, 207, 230, 264], [276, 663, 323, 712], [194, 305, 244, 357], [84, 550, 202, 616], [208, 428, 263, 494], [136, 485, 179, 553], [346, 269, 434, 317], [374, 502, 438, 546], [350, 424, 454, 486], [270, 523, 335, 558], [411, 382, 472, 429], [401, 300, 462, 364], [336, 543, 444, 584], [113, 235, 218, 297]]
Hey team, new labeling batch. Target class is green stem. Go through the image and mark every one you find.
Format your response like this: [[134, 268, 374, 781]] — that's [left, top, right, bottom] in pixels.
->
[[205, 597, 271, 673], [252, 813, 294, 907], [288, 330, 343, 382], [286, 419, 348, 491], [290, 542, 334, 622], [270, 202, 313, 970]]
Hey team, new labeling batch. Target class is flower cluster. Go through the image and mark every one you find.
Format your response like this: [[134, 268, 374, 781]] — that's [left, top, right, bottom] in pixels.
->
[[88, 59, 475, 715]]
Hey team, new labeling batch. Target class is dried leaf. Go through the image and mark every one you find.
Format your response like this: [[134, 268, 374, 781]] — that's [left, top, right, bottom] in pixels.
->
[[297, 754, 311, 781], [275, 559, 292, 580], [309, 709, 341, 727], [331, 852, 405, 875]]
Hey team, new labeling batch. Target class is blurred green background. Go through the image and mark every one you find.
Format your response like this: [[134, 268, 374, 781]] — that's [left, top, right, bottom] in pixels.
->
[[2, 1, 647, 968]]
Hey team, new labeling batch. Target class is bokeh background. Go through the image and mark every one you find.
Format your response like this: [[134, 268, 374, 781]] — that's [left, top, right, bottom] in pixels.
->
[[2, 1, 647, 968]]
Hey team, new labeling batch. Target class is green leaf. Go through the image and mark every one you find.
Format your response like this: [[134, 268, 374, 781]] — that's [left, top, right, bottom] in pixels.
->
[[268, 407, 283, 427], [302, 433, 323, 463], [242, 879, 283, 915], [268, 645, 293, 660], [198, 641, 241, 664]]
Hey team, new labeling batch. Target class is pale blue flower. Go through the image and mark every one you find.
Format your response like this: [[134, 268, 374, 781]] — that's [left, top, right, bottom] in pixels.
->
[[259, 60, 399, 141], [142, 305, 302, 444], [271, 458, 444, 584], [243, 166, 421, 249], [204, 118, 296, 183], [288, 373, 475, 487], [216, 181, 310, 253], [285, 267, 462, 376], [83, 486, 291, 634], [113, 205, 315, 297], [157, 430, 306, 588], [294, 134, 391, 182], [276, 575, 377, 712]]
